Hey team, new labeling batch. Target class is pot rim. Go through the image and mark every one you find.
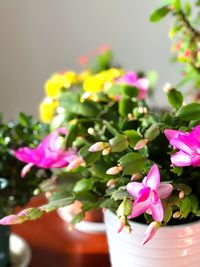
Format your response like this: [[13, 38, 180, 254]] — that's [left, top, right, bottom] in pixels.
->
[[105, 209, 200, 229]]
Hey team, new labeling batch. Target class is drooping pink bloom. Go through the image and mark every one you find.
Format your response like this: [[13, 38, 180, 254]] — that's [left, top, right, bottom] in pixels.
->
[[143, 221, 161, 245], [126, 164, 173, 222], [164, 126, 200, 167], [117, 72, 149, 100], [14, 128, 82, 177]]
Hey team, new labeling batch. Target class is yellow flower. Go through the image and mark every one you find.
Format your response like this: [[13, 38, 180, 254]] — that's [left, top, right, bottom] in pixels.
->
[[45, 71, 78, 98], [45, 74, 65, 98], [78, 71, 91, 82], [63, 71, 78, 88], [83, 75, 104, 93], [39, 98, 58, 123]]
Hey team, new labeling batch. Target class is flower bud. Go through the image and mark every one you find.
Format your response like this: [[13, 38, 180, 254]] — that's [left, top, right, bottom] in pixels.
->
[[67, 157, 84, 171], [143, 221, 161, 245], [88, 142, 109, 152], [163, 83, 173, 93], [179, 190, 185, 199], [102, 147, 111, 156], [106, 165, 123, 175], [131, 173, 142, 181], [106, 179, 118, 187], [87, 127, 96, 136], [127, 113, 135, 121], [117, 215, 126, 233], [138, 107, 148, 114], [173, 211, 181, 219], [134, 138, 149, 150], [0, 214, 26, 225]]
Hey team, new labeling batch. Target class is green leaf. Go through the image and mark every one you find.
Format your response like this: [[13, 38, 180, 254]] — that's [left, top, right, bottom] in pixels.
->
[[123, 130, 142, 148], [189, 194, 199, 213], [109, 134, 129, 152], [163, 204, 173, 223], [173, 0, 181, 10], [77, 100, 100, 117], [112, 187, 131, 201], [41, 196, 75, 212], [122, 85, 139, 98], [73, 178, 95, 193], [25, 208, 44, 220], [91, 160, 114, 180], [117, 199, 132, 217], [119, 97, 134, 117], [173, 183, 192, 195], [184, 2, 191, 15], [70, 211, 85, 224], [79, 144, 101, 165], [65, 123, 79, 148], [60, 92, 100, 117], [150, 6, 170, 22], [119, 152, 145, 175], [144, 123, 161, 141], [167, 89, 183, 110], [180, 197, 191, 218], [171, 166, 183, 176], [176, 103, 200, 121]]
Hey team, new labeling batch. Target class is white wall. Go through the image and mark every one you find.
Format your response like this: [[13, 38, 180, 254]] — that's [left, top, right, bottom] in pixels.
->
[[0, 0, 180, 120]]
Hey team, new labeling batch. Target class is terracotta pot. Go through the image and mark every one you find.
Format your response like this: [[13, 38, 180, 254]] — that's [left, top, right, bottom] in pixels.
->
[[104, 209, 200, 267], [58, 201, 106, 233]]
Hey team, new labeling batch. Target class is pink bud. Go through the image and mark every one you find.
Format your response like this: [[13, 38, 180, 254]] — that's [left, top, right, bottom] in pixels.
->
[[117, 216, 126, 233], [0, 214, 26, 225], [67, 157, 84, 171], [134, 138, 149, 150], [106, 165, 123, 175], [89, 142, 109, 152], [143, 221, 160, 245]]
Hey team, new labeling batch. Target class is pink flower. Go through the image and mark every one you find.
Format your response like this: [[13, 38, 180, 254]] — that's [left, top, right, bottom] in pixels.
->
[[164, 126, 200, 167], [14, 128, 82, 177], [117, 72, 149, 100], [126, 164, 173, 222]]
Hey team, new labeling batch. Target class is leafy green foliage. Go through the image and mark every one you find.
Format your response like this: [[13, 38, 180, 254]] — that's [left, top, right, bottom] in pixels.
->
[[167, 89, 183, 110], [0, 113, 48, 217], [176, 103, 200, 121], [150, 6, 170, 22]]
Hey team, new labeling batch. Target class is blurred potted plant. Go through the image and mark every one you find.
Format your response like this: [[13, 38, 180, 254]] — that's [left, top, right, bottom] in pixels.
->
[[1, 1, 200, 266], [0, 113, 48, 267]]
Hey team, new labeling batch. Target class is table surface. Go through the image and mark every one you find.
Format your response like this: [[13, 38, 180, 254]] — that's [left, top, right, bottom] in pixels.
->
[[12, 196, 111, 267]]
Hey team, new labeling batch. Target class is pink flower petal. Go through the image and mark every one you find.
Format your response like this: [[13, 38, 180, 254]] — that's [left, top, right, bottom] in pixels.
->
[[164, 129, 183, 141], [150, 199, 164, 222], [15, 147, 35, 163], [128, 197, 151, 219], [126, 182, 144, 198], [137, 187, 151, 203], [21, 163, 34, 178], [158, 184, 173, 199], [144, 164, 160, 190], [171, 151, 191, 167], [152, 190, 159, 204], [170, 138, 192, 154]]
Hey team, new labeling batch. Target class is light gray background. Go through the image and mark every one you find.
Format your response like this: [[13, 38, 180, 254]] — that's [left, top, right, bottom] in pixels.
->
[[0, 0, 180, 120]]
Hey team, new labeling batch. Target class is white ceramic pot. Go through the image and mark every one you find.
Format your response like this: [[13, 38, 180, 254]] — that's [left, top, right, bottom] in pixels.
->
[[104, 209, 200, 267]]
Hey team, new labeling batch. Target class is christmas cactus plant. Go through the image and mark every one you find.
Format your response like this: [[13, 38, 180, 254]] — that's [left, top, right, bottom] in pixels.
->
[[2, 0, 200, 244], [1, 43, 200, 245]]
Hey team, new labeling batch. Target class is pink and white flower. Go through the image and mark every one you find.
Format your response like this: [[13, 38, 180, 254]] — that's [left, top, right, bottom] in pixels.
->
[[164, 126, 200, 167], [126, 164, 173, 222]]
